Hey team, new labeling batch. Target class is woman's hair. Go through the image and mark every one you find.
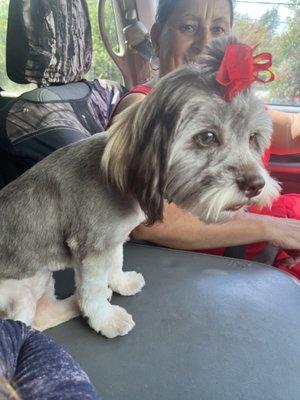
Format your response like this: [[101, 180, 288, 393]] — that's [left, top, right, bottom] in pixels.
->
[[156, 0, 234, 27]]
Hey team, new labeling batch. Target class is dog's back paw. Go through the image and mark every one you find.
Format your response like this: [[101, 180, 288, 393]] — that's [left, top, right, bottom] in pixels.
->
[[109, 271, 145, 296]]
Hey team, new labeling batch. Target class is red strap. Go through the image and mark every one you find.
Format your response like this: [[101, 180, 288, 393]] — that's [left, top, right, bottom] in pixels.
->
[[129, 84, 152, 96]]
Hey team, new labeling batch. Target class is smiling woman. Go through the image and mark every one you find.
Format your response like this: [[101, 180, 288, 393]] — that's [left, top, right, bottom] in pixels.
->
[[152, 0, 233, 75], [110, 0, 233, 115]]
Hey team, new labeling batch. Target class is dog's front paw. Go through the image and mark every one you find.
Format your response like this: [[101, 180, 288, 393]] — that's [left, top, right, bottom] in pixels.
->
[[88, 305, 135, 338], [110, 271, 145, 296]]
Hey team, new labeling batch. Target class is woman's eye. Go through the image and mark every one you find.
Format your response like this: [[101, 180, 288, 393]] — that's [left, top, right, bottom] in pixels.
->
[[194, 131, 219, 147], [211, 26, 226, 36], [180, 24, 197, 34]]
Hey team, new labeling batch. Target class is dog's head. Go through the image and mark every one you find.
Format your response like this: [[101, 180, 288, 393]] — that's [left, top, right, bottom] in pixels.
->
[[102, 37, 280, 225]]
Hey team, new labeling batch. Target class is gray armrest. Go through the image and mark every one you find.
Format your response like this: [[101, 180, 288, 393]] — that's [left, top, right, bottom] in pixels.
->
[[48, 243, 300, 400]]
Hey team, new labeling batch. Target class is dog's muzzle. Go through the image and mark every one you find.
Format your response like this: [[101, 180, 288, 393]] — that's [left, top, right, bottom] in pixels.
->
[[236, 173, 265, 198]]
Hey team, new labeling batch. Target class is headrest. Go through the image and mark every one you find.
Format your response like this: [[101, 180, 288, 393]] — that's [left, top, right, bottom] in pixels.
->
[[6, 0, 92, 85]]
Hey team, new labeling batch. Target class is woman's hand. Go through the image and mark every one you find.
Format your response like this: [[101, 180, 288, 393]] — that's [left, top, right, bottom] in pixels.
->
[[269, 110, 300, 154], [267, 217, 300, 250], [291, 112, 300, 140], [246, 213, 300, 250]]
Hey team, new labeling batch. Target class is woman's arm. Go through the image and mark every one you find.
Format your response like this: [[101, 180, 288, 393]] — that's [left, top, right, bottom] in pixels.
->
[[132, 202, 300, 251], [268, 109, 300, 155]]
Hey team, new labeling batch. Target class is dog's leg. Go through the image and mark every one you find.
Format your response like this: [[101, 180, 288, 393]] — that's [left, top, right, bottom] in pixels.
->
[[77, 248, 135, 338], [0, 271, 51, 326], [0, 279, 36, 325], [108, 244, 145, 296]]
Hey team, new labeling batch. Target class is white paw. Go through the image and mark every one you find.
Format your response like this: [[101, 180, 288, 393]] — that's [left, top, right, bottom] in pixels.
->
[[88, 305, 135, 338], [110, 271, 145, 296]]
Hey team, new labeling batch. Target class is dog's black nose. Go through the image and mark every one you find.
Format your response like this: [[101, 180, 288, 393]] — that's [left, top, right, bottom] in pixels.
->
[[236, 175, 265, 198]]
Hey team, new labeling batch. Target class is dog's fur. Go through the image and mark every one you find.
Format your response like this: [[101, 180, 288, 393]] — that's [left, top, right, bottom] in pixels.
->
[[0, 37, 280, 337]]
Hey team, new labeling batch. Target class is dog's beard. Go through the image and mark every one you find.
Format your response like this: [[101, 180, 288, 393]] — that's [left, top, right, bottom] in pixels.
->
[[166, 165, 281, 224], [189, 183, 248, 223]]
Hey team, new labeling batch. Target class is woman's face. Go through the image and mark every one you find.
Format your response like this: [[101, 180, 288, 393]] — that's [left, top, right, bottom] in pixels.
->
[[151, 0, 232, 76]]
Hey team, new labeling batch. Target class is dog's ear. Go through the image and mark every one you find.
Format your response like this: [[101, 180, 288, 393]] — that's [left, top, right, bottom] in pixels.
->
[[102, 93, 179, 225], [127, 114, 173, 225]]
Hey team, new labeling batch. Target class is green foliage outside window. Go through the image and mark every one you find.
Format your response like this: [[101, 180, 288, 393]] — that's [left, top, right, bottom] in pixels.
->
[[0, 0, 8, 86], [233, 1, 300, 105], [86, 0, 123, 83]]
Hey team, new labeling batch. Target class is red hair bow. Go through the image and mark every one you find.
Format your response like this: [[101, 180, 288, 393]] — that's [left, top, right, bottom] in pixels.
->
[[216, 43, 275, 101]]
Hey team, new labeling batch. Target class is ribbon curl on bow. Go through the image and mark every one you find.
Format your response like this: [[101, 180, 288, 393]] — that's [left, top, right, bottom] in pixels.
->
[[216, 43, 275, 101]]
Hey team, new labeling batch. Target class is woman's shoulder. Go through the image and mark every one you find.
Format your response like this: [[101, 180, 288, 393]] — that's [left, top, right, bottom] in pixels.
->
[[119, 84, 152, 108], [116, 91, 147, 112], [109, 84, 152, 123]]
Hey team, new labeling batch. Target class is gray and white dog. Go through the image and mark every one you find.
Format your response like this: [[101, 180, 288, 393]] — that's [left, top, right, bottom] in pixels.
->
[[0, 37, 280, 338]]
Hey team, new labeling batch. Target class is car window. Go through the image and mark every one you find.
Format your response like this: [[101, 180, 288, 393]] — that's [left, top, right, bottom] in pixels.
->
[[233, 0, 300, 106], [86, 0, 123, 83], [0, 0, 35, 94]]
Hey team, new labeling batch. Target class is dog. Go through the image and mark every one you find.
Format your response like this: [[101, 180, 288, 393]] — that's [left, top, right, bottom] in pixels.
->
[[0, 37, 280, 338]]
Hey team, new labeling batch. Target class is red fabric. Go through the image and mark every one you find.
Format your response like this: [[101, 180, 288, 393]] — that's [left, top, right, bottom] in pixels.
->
[[107, 84, 151, 127], [126, 84, 152, 96], [216, 44, 274, 101], [247, 195, 300, 279], [196, 248, 225, 257], [196, 194, 300, 280], [262, 149, 271, 167], [197, 145, 300, 278]]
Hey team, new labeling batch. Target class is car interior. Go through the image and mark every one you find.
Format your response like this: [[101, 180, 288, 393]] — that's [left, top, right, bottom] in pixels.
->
[[0, 0, 299, 399]]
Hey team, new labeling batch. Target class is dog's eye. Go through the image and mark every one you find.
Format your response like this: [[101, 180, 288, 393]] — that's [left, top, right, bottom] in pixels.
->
[[249, 132, 259, 143], [194, 131, 218, 147]]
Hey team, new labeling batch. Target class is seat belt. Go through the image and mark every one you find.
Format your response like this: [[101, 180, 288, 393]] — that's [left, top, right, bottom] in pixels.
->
[[251, 245, 279, 265], [224, 245, 247, 259], [123, 0, 154, 60], [224, 245, 279, 266]]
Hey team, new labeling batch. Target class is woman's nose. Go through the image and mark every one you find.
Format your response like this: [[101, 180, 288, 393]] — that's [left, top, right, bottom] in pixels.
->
[[190, 27, 209, 56]]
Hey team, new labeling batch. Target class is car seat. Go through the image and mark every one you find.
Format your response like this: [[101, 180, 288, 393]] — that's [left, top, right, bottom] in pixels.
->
[[0, 0, 124, 187]]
